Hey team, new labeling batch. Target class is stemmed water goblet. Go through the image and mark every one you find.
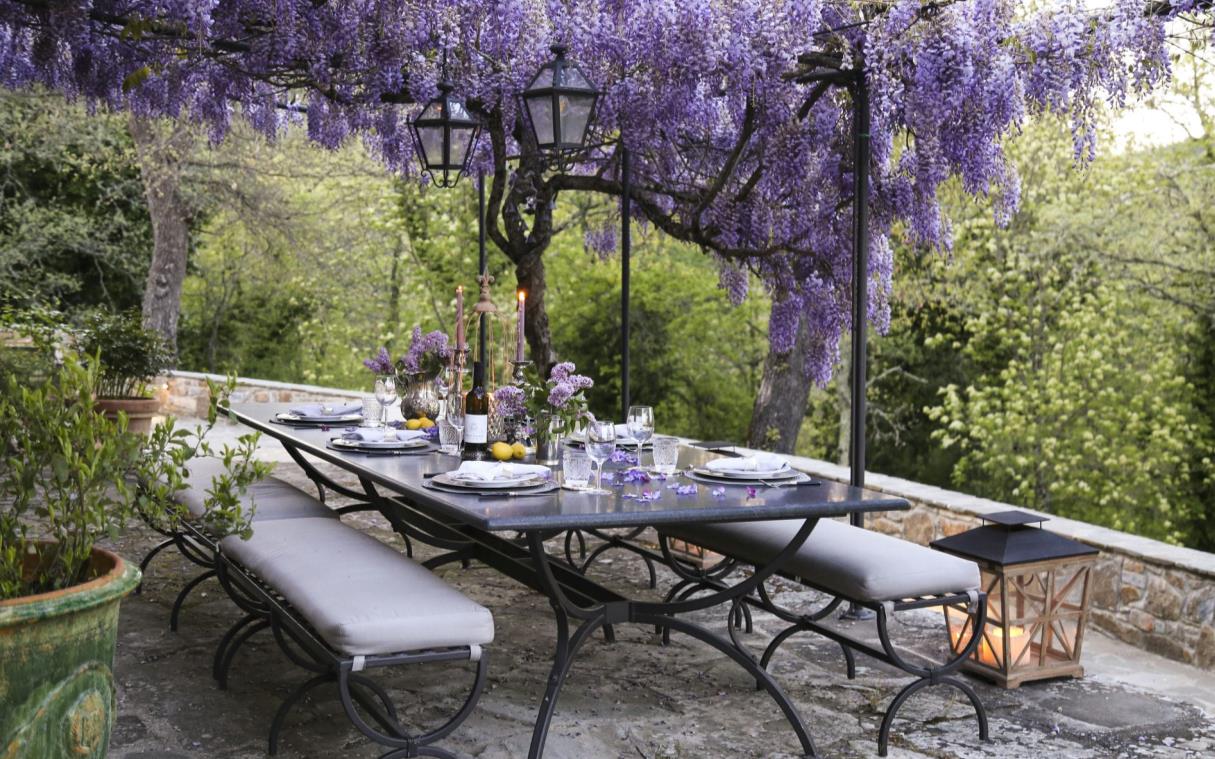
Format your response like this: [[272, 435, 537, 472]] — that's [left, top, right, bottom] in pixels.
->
[[626, 405, 654, 465], [374, 374, 398, 427], [434, 364, 456, 419], [584, 419, 617, 495]]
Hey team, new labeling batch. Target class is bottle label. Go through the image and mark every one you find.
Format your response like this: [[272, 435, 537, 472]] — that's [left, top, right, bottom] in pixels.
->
[[465, 414, 488, 444]]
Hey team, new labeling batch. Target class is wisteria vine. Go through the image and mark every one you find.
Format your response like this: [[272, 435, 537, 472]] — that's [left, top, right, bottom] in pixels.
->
[[0, 0, 1207, 384]]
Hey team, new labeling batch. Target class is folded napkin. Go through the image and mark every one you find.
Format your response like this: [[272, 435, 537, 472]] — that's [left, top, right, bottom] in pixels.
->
[[704, 453, 789, 474], [341, 428, 427, 443], [289, 402, 361, 417], [452, 461, 551, 481]]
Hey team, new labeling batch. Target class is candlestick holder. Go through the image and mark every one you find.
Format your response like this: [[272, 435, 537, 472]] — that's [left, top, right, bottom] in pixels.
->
[[510, 359, 531, 386]]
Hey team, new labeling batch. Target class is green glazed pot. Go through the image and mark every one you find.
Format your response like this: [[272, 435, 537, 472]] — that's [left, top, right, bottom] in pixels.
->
[[0, 546, 141, 759]]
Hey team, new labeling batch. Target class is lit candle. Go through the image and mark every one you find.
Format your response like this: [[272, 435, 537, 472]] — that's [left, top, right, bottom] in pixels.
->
[[949, 620, 1030, 669], [516, 289, 526, 362], [455, 285, 465, 351]]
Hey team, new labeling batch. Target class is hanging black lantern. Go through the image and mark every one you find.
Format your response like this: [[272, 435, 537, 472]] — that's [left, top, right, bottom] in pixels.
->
[[410, 81, 480, 188], [521, 44, 600, 157]]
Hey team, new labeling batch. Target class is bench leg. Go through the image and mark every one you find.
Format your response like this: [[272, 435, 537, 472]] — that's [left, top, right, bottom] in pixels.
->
[[213, 614, 259, 680], [217, 618, 271, 690], [135, 537, 177, 594], [877, 675, 988, 757], [269, 674, 332, 755], [169, 568, 217, 632]]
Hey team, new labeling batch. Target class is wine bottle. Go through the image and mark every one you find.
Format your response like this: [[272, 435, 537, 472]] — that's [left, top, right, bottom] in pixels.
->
[[462, 361, 489, 460]]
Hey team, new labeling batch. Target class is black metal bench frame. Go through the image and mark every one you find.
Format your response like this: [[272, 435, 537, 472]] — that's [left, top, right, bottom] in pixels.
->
[[651, 531, 991, 757], [210, 535, 488, 759]]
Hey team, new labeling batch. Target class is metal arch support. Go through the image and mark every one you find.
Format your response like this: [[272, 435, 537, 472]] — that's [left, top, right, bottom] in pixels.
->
[[169, 568, 216, 632], [523, 520, 822, 759]]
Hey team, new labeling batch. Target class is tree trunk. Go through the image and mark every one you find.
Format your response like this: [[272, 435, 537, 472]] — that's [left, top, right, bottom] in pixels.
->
[[130, 115, 194, 362], [386, 235, 405, 354], [517, 250, 556, 375], [835, 340, 851, 466], [747, 309, 816, 453]]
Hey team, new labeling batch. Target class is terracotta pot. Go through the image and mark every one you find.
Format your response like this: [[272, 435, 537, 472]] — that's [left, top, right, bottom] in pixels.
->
[[95, 396, 160, 435], [0, 546, 141, 758]]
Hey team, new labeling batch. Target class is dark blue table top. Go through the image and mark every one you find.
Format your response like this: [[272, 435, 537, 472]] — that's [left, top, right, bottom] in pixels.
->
[[226, 403, 908, 532]]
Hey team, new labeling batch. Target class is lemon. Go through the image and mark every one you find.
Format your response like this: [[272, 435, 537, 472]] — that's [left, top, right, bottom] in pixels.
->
[[511, 442, 526, 460], [491, 441, 514, 461], [404, 419, 422, 431], [418, 417, 436, 429]]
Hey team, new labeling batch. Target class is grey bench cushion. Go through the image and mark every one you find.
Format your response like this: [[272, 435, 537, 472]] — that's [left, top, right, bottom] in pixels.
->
[[221, 518, 494, 656], [177, 457, 336, 522], [665, 518, 979, 602]]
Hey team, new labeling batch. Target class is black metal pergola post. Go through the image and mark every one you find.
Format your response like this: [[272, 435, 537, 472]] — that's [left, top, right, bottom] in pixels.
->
[[620, 145, 632, 419], [848, 64, 870, 505]]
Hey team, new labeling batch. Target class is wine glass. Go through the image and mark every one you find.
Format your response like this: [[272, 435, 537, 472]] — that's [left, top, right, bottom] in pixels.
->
[[626, 405, 655, 464], [443, 403, 465, 456], [374, 375, 398, 426], [585, 419, 617, 495], [434, 365, 456, 419]]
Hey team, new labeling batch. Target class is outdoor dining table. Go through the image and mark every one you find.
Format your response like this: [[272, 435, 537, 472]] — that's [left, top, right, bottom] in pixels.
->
[[224, 403, 909, 758]]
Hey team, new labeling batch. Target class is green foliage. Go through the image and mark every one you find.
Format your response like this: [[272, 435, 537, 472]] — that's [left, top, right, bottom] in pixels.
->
[[76, 309, 172, 398], [0, 352, 268, 600], [0, 91, 151, 311], [545, 226, 769, 439]]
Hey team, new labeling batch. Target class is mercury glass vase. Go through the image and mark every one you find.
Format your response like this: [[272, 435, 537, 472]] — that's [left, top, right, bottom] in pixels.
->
[[399, 373, 441, 419], [535, 413, 562, 465]]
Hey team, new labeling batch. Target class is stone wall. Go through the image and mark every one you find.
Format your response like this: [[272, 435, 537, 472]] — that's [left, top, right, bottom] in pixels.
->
[[158, 372, 1215, 670], [761, 452, 1215, 671], [154, 370, 361, 419]]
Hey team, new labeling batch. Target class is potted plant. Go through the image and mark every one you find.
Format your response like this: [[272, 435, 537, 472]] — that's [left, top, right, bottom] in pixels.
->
[[76, 310, 172, 434], [0, 355, 266, 757]]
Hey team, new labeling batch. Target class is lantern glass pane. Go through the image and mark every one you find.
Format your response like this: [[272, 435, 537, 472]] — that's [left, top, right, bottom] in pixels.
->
[[448, 99, 471, 121], [529, 66, 554, 89], [565, 66, 591, 89], [449, 126, 475, 165], [420, 101, 443, 119], [417, 125, 445, 168], [558, 93, 594, 145], [526, 95, 554, 145]]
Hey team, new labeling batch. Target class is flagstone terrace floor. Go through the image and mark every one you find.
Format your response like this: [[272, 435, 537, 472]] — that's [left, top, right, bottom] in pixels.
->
[[103, 419, 1215, 759]]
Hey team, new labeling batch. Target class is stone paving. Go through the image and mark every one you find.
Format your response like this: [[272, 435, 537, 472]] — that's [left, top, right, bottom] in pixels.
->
[[102, 420, 1215, 758]]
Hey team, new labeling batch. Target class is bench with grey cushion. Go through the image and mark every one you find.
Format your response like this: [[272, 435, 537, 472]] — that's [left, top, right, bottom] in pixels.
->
[[135, 456, 339, 631], [215, 516, 493, 758], [661, 517, 990, 757]]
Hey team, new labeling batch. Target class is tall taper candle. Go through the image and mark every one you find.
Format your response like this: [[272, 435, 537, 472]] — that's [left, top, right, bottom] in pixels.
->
[[516, 290, 526, 362], [455, 285, 465, 351]]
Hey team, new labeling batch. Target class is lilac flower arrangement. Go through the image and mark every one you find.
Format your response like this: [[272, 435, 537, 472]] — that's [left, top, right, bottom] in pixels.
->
[[519, 360, 594, 436], [399, 327, 451, 376], [362, 327, 451, 380], [363, 347, 394, 375], [493, 385, 526, 419]]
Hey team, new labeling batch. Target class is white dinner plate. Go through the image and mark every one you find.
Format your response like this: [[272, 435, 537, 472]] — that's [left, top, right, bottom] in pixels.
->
[[330, 436, 430, 450], [433, 472, 548, 490], [276, 412, 363, 424], [691, 466, 800, 481]]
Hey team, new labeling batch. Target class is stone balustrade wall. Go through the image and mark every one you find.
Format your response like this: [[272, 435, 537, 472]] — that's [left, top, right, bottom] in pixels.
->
[[157, 371, 1215, 671]]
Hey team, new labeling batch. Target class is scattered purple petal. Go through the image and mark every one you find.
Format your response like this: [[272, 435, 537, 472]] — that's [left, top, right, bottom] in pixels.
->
[[621, 468, 651, 483], [639, 489, 662, 502], [746, 487, 758, 499], [711, 487, 726, 498], [674, 484, 697, 496], [610, 450, 638, 465]]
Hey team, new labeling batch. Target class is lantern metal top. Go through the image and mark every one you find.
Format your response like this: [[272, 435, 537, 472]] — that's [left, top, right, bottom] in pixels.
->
[[410, 80, 481, 188], [521, 44, 600, 156], [930, 509, 1098, 566]]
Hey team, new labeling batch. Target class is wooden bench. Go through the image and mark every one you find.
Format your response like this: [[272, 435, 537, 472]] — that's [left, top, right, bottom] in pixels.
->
[[136, 456, 339, 631], [215, 516, 494, 758], [661, 518, 990, 756]]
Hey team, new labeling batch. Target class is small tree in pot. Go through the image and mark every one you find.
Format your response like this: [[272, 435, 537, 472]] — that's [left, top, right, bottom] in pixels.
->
[[0, 355, 266, 757], [76, 309, 172, 434]]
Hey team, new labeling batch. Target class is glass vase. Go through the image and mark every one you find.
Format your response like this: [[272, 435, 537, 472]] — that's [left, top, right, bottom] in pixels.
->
[[399, 373, 440, 420], [535, 413, 562, 465]]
